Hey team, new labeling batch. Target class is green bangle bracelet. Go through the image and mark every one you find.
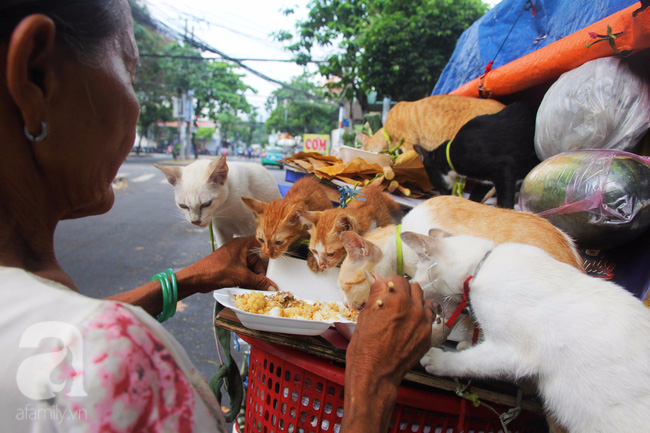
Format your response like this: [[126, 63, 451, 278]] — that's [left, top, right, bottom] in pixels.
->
[[153, 272, 171, 322], [164, 268, 178, 319], [152, 268, 178, 322]]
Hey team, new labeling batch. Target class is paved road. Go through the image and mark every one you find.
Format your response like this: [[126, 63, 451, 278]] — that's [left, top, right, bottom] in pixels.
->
[[54, 153, 290, 389]]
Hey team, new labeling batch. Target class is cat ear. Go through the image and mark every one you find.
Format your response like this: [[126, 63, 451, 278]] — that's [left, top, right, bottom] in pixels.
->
[[241, 196, 267, 217], [297, 210, 320, 228], [208, 156, 229, 185], [334, 214, 357, 234], [412, 144, 426, 160], [356, 132, 371, 147], [155, 164, 183, 186], [427, 228, 453, 239], [286, 211, 302, 227], [400, 231, 439, 261], [340, 231, 382, 263]]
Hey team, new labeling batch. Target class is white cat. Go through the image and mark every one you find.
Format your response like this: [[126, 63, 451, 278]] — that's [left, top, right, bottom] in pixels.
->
[[408, 230, 650, 433], [156, 157, 281, 247]]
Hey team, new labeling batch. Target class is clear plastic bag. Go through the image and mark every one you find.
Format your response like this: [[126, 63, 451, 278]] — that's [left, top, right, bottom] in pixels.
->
[[519, 149, 650, 249], [534, 56, 650, 161]]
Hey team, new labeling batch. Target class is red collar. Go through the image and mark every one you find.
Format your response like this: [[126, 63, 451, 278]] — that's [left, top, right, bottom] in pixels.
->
[[442, 250, 492, 330], [445, 275, 473, 328]]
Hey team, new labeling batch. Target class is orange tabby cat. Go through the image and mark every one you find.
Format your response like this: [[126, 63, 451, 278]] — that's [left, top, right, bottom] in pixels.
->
[[298, 184, 400, 272], [338, 195, 584, 310], [358, 95, 505, 152], [242, 177, 332, 270]]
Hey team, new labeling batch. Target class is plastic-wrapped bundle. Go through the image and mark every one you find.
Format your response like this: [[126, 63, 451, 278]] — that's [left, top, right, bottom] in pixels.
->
[[534, 56, 650, 161], [519, 149, 650, 249]]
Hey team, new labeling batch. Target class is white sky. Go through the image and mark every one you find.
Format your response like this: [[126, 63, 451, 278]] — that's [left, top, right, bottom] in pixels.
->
[[142, 0, 501, 121]]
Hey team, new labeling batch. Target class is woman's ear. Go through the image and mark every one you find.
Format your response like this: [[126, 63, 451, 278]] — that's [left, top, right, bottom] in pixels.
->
[[5, 14, 57, 136]]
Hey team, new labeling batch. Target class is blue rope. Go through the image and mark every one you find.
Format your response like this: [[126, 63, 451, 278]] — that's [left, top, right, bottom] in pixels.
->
[[338, 185, 366, 208]]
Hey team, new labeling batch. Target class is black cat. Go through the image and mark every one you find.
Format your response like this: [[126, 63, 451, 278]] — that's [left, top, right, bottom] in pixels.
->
[[414, 102, 540, 208]]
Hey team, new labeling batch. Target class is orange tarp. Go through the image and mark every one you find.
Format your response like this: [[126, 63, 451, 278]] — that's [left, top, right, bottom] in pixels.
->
[[450, 4, 650, 99]]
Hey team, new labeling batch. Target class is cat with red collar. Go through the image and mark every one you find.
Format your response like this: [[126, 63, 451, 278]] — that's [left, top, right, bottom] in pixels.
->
[[404, 229, 650, 433]]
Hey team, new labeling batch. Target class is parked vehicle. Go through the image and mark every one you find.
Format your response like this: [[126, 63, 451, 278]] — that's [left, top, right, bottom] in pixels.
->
[[261, 147, 285, 169]]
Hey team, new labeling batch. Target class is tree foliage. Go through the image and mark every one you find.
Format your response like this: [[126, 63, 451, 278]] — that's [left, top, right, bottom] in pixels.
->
[[277, 0, 487, 112], [276, 1, 371, 113], [360, 0, 487, 101], [265, 74, 338, 136]]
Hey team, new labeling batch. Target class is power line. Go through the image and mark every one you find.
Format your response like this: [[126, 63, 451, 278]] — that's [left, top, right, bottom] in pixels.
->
[[130, 2, 335, 105], [143, 0, 279, 47], [139, 53, 323, 63]]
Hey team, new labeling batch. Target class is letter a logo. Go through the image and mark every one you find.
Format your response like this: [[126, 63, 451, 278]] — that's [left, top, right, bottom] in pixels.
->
[[16, 322, 88, 400]]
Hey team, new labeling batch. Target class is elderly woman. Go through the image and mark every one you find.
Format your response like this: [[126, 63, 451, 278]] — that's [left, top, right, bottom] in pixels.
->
[[0, 0, 278, 431], [0, 1, 434, 432]]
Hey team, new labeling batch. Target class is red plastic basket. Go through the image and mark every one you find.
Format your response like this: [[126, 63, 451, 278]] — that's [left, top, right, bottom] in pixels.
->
[[241, 336, 547, 433]]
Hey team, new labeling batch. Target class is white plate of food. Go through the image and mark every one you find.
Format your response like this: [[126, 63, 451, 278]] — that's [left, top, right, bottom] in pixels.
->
[[213, 288, 357, 337]]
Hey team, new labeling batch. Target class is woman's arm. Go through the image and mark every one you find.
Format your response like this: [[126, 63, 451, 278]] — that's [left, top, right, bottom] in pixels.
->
[[106, 236, 277, 316], [341, 274, 434, 433]]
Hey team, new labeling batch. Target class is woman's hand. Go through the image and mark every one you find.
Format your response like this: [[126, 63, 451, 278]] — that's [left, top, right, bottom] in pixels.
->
[[341, 274, 434, 433], [187, 236, 278, 293], [106, 236, 277, 316]]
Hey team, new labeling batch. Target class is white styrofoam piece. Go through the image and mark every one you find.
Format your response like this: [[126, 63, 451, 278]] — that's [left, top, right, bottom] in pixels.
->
[[266, 256, 343, 302], [338, 146, 392, 167]]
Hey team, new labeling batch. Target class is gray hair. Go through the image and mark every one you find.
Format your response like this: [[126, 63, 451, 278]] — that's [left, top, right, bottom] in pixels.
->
[[0, 0, 128, 64]]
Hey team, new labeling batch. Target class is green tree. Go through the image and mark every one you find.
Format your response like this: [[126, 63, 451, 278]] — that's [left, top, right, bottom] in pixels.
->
[[265, 74, 338, 136], [277, 0, 487, 112], [132, 10, 174, 147], [189, 60, 254, 122], [359, 0, 487, 101], [276, 1, 371, 113]]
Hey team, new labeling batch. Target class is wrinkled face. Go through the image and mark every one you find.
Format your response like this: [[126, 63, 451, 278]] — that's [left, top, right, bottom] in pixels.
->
[[60, 3, 140, 218]]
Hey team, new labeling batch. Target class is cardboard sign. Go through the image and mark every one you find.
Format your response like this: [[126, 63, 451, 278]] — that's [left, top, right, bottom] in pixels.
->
[[303, 134, 330, 155]]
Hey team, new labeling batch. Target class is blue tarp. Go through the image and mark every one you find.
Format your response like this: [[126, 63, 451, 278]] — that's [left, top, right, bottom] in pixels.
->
[[432, 0, 639, 95]]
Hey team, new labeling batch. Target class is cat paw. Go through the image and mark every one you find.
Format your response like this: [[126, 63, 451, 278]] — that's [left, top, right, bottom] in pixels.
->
[[307, 254, 320, 273], [420, 347, 446, 376]]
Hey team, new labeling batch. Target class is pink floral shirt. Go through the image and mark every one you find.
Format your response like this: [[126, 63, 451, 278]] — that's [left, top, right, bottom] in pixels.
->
[[1, 266, 227, 433]]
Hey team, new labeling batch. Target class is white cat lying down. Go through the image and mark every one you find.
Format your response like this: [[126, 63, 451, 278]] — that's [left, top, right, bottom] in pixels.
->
[[404, 230, 650, 433]]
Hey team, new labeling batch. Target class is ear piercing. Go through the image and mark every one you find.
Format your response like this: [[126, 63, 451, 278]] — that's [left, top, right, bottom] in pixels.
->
[[24, 121, 49, 142]]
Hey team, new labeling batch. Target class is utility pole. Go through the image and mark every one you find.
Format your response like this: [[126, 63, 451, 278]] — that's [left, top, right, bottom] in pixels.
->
[[382, 97, 392, 124], [185, 90, 195, 160]]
